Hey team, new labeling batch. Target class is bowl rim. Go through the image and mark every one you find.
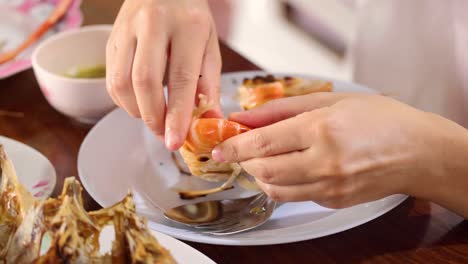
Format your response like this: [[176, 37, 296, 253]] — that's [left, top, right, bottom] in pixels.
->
[[31, 24, 112, 84]]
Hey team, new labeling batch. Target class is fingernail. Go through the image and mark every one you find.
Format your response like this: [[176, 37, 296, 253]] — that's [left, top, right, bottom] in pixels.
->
[[165, 131, 180, 151], [212, 147, 225, 162]]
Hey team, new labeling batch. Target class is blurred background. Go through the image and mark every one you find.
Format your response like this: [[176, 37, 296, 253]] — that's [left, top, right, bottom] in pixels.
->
[[208, 0, 355, 81]]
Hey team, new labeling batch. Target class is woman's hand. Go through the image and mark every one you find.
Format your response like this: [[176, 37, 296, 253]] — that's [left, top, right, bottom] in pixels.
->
[[107, 0, 222, 150], [212, 93, 468, 217]]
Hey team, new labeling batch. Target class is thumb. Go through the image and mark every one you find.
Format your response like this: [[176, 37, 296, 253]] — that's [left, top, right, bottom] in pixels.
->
[[229, 92, 354, 128]]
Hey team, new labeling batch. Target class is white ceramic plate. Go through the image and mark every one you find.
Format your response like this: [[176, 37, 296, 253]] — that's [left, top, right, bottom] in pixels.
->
[[78, 71, 407, 245], [0, 135, 56, 199], [100, 227, 215, 263], [39, 225, 214, 263], [0, 0, 82, 79]]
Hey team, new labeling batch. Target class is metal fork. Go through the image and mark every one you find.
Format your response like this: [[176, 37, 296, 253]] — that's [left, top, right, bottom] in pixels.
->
[[163, 193, 276, 235]]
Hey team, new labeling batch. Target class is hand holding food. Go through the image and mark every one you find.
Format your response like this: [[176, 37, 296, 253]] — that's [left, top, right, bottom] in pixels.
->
[[107, 0, 222, 150], [212, 93, 468, 218], [177, 94, 258, 199]]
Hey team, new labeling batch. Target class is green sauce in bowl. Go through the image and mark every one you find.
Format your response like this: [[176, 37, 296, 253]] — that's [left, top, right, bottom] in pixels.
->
[[64, 64, 106, 79]]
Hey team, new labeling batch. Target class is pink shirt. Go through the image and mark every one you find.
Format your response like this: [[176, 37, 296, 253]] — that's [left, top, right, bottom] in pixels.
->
[[351, 0, 468, 126]]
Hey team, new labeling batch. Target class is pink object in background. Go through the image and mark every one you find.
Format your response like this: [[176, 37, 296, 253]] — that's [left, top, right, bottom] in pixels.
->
[[0, 0, 83, 79], [33, 191, 45, 198], [33, 179, 50, 188]]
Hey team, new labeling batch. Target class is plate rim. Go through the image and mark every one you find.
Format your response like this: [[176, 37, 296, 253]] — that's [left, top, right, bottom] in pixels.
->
[[149, 229, 216, 264], [146, 194, 407, 246], [79, 70, 407, 245], [0, 135, 57, 199]]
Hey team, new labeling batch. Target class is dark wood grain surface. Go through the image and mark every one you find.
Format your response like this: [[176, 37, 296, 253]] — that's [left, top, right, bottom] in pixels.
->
[[0, 1, 467, 263]]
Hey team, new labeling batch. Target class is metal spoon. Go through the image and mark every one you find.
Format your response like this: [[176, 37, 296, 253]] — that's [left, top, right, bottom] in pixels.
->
[[164, 193, 276, 235]]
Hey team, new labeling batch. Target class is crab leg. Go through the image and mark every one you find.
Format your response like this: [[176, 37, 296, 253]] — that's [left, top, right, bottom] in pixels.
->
[[0, 0, 73, 64]]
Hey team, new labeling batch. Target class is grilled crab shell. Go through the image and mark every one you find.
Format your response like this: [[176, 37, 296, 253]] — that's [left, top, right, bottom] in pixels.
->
[[0, 145, 175, 264]]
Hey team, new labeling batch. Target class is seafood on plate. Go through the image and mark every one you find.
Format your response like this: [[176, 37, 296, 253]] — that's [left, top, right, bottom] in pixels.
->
[[177, 95, 259, 200], [0, 145, 175, 264], [237, 74, 333, 110]]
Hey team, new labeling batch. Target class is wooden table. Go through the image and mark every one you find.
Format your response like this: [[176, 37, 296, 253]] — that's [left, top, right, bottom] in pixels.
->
[[1, 1, 467, 263]]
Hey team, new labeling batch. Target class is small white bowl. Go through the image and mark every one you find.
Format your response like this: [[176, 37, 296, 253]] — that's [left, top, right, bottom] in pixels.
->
[[32, 25, 115, 124]]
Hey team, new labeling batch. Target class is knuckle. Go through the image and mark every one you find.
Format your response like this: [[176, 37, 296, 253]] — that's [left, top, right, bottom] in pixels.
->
[[153, 5, 168, 17], [315, 115, 332, 139], [313, 111, 340, 142], [106, 30, 129, 55], [150, 4, 168, 18], [323, 158, 345, 177], [322, 157, 353, 180], [184, 8, 210, 27], [262, 184, 282, 201], [223, 143, 239, 161], [138, 5, 165, 22], [255, 161, 275, 184], [253, 133, 273, 156], [133, 71, 156, 92], [324, 184, 347, 202], [170, 68, 198, 91], [108, 72, 128, 94], [295, 112, 316, 143]]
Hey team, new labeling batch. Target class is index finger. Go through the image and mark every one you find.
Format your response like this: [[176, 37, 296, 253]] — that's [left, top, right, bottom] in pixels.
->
[[229, 92, 354, 128], [212, 109, 326, 163]]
